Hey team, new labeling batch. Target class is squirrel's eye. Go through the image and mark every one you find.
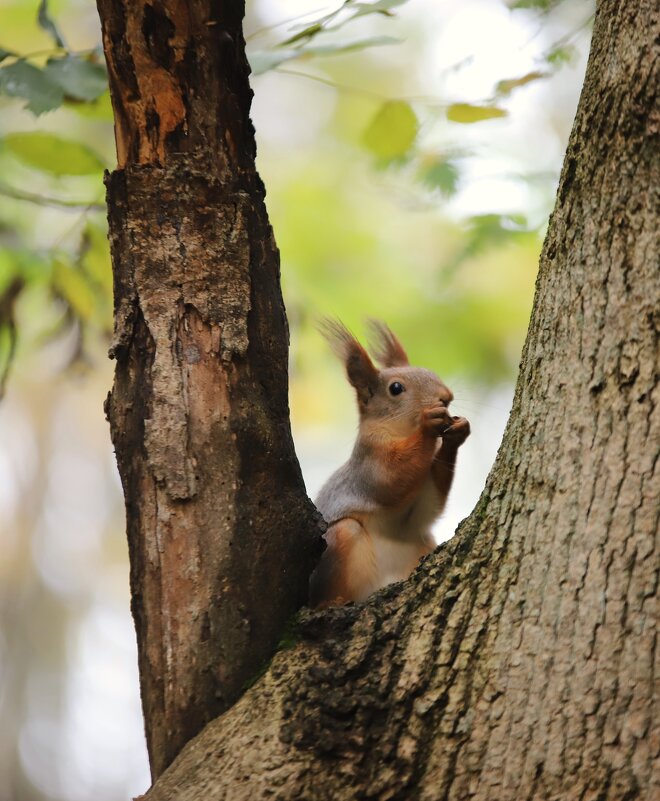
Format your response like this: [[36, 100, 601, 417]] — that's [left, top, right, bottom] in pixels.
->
[[389, 382, 405, 396]]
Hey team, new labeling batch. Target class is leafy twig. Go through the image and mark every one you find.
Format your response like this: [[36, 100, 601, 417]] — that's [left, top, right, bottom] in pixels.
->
[[0, 182, 105, 211], [274, 67, 386, 99]]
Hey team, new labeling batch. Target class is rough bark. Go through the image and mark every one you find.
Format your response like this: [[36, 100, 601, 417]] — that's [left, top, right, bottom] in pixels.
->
[[144, 0, 659, 798], [96, 0, 321, 779]]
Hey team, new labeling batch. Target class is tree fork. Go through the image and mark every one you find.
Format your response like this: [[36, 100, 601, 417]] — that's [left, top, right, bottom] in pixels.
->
[[97, 0, 321, 778], [144, 0, 658, 797]]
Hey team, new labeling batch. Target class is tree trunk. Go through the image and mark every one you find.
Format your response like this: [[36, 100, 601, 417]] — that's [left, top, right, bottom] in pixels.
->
[[97, 0, 321, 779], [143, 0, 659, 797]]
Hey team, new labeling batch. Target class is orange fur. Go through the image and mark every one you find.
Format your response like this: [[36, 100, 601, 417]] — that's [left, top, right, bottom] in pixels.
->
[[309, 519, 378, 607], [366, 431, 437, 507]]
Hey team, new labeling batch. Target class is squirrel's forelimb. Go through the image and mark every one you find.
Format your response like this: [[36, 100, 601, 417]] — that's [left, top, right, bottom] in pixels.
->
[[431, 414, 471, 505]]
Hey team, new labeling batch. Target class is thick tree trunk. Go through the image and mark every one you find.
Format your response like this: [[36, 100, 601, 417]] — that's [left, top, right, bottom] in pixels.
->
[[143, 0, 658, 798], [97, 0, 320, 779]]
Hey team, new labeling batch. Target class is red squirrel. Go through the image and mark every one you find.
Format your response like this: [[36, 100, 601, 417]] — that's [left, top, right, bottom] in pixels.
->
[[309, 320, 470, 607]]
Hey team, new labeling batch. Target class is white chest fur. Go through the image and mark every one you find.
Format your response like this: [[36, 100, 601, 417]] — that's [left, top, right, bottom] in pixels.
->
[[368, 477, 439, 586]]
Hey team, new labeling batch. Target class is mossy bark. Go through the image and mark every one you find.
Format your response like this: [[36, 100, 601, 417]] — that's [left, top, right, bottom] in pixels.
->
[[97, 0, 321, 779], [143, 0, 659, 797]]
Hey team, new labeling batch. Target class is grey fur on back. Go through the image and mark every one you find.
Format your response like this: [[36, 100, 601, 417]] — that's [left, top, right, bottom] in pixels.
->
[[315, 458, 378, 525]]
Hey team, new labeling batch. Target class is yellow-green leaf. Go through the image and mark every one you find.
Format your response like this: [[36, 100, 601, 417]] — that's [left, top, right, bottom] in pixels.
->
[[4, 132, 104, 175], [52, 258, 95, 320], [363, 100, 418, 160], [446, 103, 508, 124]]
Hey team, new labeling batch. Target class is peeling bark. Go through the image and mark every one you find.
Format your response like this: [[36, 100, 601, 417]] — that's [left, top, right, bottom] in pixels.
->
[[144, 0, 659, 798], [97, 0, 321, 779]]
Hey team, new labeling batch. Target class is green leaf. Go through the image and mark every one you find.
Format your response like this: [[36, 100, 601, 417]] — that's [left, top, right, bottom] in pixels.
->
[[446, 103, 508, 124], [283, 0, 407, 43], [418, 158, 459, 197], [0, 61, 64, 114], [44, 56, 108, 102], [363, 100, 418, 160], [441, 214, 532, 277], [37, 0, 66, 48], [546, 45, 576, 66], [495, 71, 547, 97], [0, 48, 16, 64], [4, 132, 105, 175], [281, 22, 324, 47]]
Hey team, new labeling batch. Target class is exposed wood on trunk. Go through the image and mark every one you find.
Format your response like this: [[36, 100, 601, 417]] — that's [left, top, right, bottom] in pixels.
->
[[144, 0, 659, 797], [97, 0, 321, 779]]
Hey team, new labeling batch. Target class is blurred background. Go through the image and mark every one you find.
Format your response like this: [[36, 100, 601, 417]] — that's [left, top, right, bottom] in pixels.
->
[[0, 0, 593, 798]]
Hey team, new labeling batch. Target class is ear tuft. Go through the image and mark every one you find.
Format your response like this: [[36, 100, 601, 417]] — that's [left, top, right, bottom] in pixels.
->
[[367, 319, 409, 368], [318, 318, 379, 405], [318, 318, 358, 362]]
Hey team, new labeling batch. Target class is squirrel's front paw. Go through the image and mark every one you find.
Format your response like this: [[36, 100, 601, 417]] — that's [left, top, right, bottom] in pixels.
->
[[421, 404, 453, 436], [441, 416, 470, 446]]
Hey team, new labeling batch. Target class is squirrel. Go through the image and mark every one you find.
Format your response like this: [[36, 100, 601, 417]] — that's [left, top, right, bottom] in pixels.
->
[[309, 320, 470, 608]]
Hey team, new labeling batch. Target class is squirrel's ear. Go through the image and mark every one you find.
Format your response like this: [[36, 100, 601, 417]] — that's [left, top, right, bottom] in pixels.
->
[[367, 319, 409, 367], [319, 319, 379, 405]]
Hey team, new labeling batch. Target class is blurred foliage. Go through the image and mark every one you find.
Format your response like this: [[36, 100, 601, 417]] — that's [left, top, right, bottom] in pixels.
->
[[0, 0, 594, 404]]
